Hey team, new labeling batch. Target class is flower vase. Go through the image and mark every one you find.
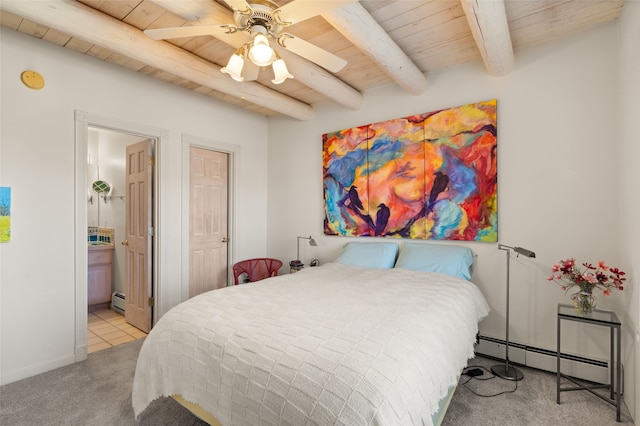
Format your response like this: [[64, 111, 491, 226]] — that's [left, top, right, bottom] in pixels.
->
[[571, 289, 596, 313]]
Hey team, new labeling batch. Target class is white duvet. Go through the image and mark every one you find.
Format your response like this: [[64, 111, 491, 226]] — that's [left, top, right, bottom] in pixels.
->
[[133, 263, 490, 425]]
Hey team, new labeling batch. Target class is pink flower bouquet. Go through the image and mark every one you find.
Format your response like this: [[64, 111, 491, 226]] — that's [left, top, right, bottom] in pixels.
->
[[547, 258, 626, 312]]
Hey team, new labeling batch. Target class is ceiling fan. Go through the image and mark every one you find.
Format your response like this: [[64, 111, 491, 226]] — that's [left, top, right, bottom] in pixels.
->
[[144, 0, 354, 84]]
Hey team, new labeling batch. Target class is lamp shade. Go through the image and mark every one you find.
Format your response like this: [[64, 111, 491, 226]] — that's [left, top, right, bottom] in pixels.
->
[[220, 53, 244, 82], [271, 58, 293, 84], [514, 247, 536, 258], [248, 33, 275, 67]]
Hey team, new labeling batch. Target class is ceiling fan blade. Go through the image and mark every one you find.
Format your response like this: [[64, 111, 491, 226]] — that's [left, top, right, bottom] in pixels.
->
[[275, 0, 356, 25], [223, 0, 252, 13], [243, 61, 259, 82], [144, 24, 235, 41], [279, 34, 347, 73], [150, 0, 212, 22]]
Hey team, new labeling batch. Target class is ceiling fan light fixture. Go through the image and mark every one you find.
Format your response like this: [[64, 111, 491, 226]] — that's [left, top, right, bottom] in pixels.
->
[[248, 33, 275, 67], [145, 0, 350, 88], [220, 49, 245, 82], [271, 58, 293, 84]]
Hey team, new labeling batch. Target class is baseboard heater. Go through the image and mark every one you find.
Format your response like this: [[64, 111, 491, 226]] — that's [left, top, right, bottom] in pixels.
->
[[111, 292, 125, 314], [475, 334, 618, 391]]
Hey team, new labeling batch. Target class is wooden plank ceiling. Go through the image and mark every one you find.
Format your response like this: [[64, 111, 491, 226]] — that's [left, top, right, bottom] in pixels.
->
[[0, 0, 625, 119]]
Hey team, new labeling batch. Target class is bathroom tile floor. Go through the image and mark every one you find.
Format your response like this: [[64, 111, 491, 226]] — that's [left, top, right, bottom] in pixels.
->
[[88, 306, 147, 354]]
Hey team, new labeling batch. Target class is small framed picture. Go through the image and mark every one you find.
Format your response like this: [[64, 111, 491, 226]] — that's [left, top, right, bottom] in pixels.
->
[[0, 186, 11, 243]]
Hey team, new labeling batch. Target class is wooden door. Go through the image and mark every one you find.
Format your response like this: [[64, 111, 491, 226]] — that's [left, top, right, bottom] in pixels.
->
[[124, 139, 153, 332], [189, 147, 229, 297]]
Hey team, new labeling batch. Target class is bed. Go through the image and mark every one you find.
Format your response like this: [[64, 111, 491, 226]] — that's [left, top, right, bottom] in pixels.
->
[[132, 242, 490, 425]]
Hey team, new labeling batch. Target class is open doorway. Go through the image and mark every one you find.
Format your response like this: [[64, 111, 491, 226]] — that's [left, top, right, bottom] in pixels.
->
[[75, 111, 162, 360], [86, 129, 154, 352]]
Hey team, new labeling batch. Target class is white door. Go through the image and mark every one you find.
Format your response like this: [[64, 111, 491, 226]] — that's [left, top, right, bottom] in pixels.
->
[[124, 139, 153, 332], [189, 147, 229, 297]]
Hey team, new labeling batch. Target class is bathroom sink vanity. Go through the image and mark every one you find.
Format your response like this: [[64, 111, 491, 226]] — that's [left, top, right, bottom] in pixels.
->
[[88, 243, 114, 306]]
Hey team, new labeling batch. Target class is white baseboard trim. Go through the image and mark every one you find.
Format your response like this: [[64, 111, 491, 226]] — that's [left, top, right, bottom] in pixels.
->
[[0, 354, 77, 386], [475, 335, 612, 387]]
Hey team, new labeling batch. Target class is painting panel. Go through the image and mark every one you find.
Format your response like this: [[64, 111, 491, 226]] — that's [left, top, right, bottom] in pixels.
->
[[323, 125, 370, 236], [322, 100, 497, 242], [366, 118, 426, 237]]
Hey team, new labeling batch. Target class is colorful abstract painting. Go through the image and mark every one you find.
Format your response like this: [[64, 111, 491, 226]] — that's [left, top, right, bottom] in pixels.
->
[[323, 99, 497, 241], [0, 187, 10, 243]]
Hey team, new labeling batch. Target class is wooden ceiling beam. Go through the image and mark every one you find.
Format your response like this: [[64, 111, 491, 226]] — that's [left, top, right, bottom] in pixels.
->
[[150, 0, 364, 111], [460, 0, 514, 76], [323, 2, 428, 96], [1, 0, 314, 120]]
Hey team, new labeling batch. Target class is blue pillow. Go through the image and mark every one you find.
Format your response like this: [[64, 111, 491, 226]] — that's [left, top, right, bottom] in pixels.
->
[[335, 241, 399, 269], [394, 242, 474, 280]]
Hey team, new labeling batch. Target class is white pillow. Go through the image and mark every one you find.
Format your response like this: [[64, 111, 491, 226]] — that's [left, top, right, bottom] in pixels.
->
[[394, 242, 474, 280], [335, 241, 399, 269]]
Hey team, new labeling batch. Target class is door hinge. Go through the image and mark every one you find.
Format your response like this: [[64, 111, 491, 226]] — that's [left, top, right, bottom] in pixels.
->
[[148, 156, 155, 166], [148, 226, 154, 236], [148, 297, 155, 307]]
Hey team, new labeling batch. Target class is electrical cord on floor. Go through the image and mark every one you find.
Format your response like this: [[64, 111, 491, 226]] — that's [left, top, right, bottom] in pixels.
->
[[461, 366, 518, 397]]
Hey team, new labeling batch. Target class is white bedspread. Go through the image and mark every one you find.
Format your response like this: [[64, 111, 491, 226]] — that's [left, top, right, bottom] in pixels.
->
[[133, 263, 490, 425]]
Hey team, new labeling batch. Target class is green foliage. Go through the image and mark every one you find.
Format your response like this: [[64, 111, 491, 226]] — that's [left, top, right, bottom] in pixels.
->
[[0, 216, 10, 242]]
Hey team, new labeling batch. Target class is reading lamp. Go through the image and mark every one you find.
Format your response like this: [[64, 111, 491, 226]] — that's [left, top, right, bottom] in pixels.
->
[[297, 235, 317, 262], [491, 243, 536, 381]]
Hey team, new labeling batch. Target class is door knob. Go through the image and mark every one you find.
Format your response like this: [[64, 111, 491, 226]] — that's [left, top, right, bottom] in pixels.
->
[[221, 237, 229, 243], [121, 240, 129, 246]]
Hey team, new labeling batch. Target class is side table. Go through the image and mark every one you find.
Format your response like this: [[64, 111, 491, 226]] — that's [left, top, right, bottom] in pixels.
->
[[556, 303, 621, 422]]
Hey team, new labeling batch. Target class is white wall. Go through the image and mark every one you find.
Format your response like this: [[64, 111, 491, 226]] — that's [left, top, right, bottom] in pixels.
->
[[268, 18, 632, 410], [618, 0, 640, 419], [0, 28, 269, 384]]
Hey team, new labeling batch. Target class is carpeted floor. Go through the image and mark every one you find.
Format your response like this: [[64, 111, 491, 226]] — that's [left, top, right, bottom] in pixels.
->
[[441, 356, 633, 426], [0, 339, 202, 426], [0, 338, 634, 425]]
